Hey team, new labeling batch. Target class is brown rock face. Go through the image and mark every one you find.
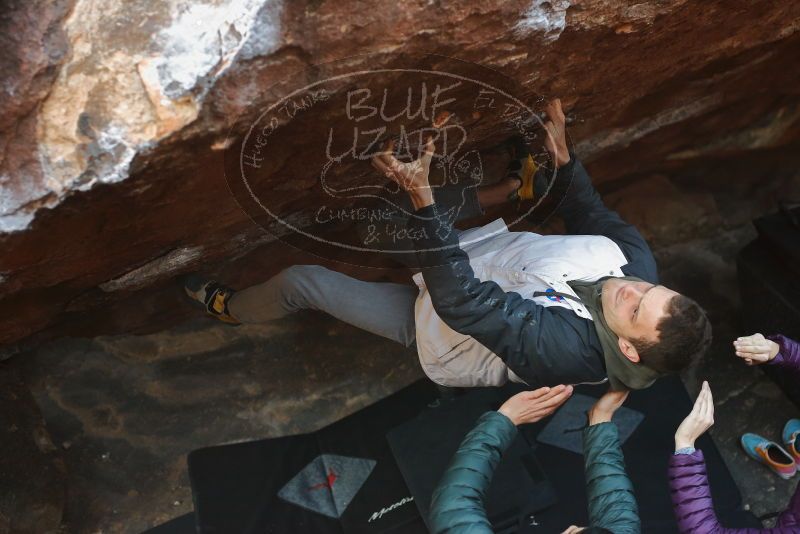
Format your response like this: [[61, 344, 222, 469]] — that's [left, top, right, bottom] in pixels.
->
[[1, 0, 800, 351]]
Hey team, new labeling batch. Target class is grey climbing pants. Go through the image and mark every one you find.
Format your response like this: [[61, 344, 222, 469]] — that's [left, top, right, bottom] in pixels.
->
[[227, 181, 484, 348], [227, 265, 419, 347]]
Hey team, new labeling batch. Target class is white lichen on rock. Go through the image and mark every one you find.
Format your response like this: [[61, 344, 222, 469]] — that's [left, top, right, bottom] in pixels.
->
[[1, 0, 284, 234], [515, 0, 571, 42], [147, 0, 283, 100], [99, 246, 205, 292], [575, 95, 721, 161]]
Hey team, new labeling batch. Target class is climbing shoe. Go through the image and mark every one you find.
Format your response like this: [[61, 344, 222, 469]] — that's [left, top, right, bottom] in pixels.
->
[[505, 138, 538, 202], [182, 274, 240, 325], [784, 419, 800, 467], [741, 432, 797, 479]]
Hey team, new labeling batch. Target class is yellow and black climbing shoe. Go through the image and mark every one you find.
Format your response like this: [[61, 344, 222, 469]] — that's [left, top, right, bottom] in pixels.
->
[[506, 139, 538, 202], [182, 274, 240, 325]]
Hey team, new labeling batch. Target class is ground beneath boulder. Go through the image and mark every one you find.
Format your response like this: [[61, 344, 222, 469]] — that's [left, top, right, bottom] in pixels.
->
[[10, 222, 799, 532]]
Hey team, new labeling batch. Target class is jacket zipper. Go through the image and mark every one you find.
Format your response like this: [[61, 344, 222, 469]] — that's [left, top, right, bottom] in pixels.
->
[[571, 377, 609, 386]]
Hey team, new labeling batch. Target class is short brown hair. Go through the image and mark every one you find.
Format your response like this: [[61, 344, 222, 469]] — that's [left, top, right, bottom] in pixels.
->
[[632, 294, 712, 373]]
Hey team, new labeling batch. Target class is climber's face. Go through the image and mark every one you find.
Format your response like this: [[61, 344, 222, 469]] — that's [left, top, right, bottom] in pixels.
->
[[601, 278, 678, 363]]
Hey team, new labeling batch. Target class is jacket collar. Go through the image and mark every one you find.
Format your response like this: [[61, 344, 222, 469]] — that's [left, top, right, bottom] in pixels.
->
[[568, 277, 664, 391]]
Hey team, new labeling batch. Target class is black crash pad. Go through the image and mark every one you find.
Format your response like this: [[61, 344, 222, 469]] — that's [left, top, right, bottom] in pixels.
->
[[387, 388, 557, 533], [141, 512, 196, 534], [389, 376, 760, 533], [188, 380, 438, 534], [514, 376, 762, 533], [187, 376, 760, 533]]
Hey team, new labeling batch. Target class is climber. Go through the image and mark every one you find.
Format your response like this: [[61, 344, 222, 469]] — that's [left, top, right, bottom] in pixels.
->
[[184, 98, 712, 391]]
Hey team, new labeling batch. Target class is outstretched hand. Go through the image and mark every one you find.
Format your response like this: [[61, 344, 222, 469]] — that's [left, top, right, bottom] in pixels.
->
[[674, 381, 714, 451], [587, 389, 630, 425], [542, 98, 570, 169], [498, 385, 574, 426], [370, 137, 436, 210], [733, 333, 779, 366]]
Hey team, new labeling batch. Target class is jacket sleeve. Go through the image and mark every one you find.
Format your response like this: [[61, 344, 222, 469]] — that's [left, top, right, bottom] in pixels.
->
[[543, 156, 658, 283], [429, 411, 517, 534], [668, 449, 741, 533], [767, 334, 800, 383], [583, 422, 640, 534], [409, 203, 604, 385], [776, 480, 800, 529]]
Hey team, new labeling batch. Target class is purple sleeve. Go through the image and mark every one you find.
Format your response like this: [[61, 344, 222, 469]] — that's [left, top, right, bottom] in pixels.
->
[[776, 481, 800, 529], [669, 450, 725, 534], [766, 335, 800, 382], [669, 451, 791, 533]]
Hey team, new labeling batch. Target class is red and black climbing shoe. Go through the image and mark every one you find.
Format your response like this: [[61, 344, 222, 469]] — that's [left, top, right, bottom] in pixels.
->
[[505, 138, 538, 202], [182, 274, 240, 325]]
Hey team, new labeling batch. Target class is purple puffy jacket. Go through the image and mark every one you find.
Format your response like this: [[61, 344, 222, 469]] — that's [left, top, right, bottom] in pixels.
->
[[668, 335, 800, 533]]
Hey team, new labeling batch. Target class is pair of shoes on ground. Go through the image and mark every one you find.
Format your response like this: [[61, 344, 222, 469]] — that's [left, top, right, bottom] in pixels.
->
[[741, 419, 800, 479], [183, 274, 239, 325]]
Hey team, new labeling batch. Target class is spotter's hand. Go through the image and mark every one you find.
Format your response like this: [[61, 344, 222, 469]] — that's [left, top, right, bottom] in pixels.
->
[[674, 381, 714, 450], [371, 136, 436, 210], [498, 384, 573, 426], [733, 333, 779, 366], [587, 388, 629, 425]]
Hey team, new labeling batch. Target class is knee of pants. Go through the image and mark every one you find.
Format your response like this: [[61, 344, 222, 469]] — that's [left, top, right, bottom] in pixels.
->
[[274, 265, 330, 296], [280, 264, 329, 279]]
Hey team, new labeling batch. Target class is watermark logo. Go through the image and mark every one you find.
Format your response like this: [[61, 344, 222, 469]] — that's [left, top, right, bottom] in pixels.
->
[[225, 55, 568, 267], [367, 495, 414, 523]]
